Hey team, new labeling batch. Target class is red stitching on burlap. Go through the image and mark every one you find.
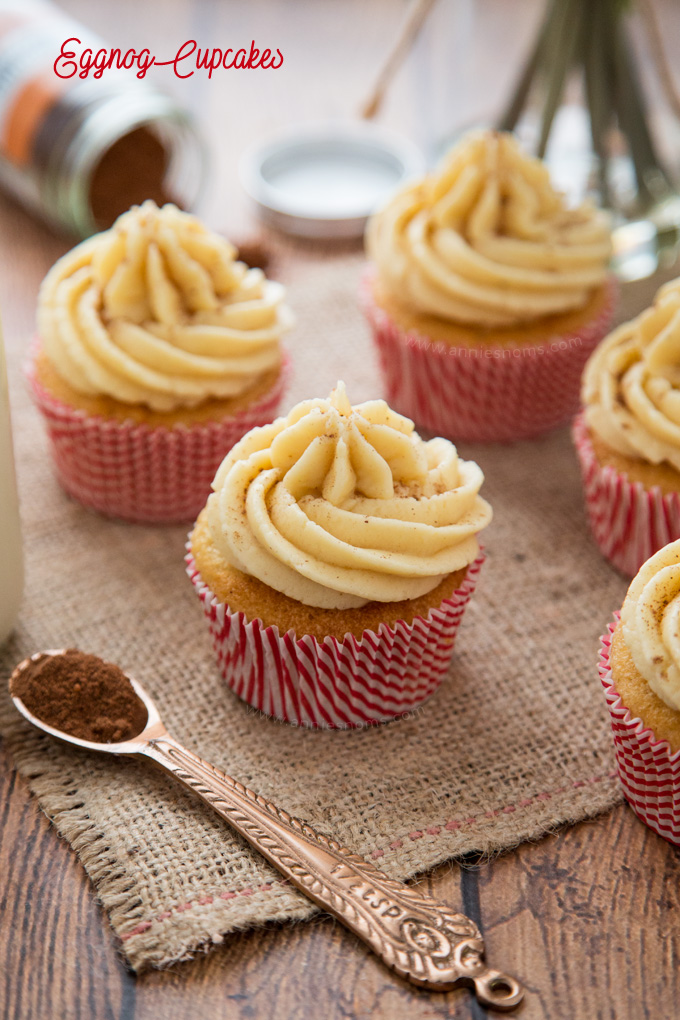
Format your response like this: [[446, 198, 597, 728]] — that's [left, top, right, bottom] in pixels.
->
[[120, 771, 619, 943]]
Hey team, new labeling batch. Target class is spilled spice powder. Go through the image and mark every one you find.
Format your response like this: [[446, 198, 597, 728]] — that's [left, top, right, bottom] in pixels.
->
[[11, 649, 148, 743], [233, 236, 272, 272]]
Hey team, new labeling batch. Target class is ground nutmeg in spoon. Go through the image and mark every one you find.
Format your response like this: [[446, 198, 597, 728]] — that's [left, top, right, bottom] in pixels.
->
[[11, 649, 148, 743]]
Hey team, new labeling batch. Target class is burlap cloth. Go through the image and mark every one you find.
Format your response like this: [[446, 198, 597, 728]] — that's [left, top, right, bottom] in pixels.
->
[[1, 238, 666, 972]]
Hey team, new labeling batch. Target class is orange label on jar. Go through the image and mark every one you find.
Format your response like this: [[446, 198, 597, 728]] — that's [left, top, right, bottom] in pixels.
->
[[0, 0, 96, 166], [2, 70, 66, 164]]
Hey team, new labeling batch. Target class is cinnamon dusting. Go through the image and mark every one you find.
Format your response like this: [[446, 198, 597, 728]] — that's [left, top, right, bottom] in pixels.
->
[[11, 649, 148, 743]]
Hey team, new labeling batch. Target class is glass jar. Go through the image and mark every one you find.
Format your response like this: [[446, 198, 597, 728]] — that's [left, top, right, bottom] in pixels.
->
[[0, 0, 206, 237], [495, 0, 680, 282]]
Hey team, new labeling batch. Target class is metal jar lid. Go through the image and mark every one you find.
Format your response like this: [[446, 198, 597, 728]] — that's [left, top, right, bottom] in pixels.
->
[[240, 121, 425, 239]]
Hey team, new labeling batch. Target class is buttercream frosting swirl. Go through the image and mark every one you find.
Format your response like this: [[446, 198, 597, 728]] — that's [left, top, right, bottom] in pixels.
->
[[583, 278, 680, 471], [621, 539, 680, 711], [205, 383, 492, 609], [367, 131, 611, 328], [37, 201, 292, 411]]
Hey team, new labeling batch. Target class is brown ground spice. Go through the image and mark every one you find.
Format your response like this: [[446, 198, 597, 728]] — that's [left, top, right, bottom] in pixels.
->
[[233, 236, 272, 272], [89, 126, 177, 231], [11, 649, 148, 743]]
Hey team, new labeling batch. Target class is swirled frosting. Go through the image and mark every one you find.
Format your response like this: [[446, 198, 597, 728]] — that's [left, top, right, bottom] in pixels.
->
[[583, 278, 680, 471], [37, 201, 292, 411], [621, 539, 680, 711], [366, 131, 611, 328], [205, 383, 492, 609]]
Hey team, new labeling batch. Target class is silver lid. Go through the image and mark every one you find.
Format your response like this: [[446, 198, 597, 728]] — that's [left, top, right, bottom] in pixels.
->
[[240, 121, 425, 239]]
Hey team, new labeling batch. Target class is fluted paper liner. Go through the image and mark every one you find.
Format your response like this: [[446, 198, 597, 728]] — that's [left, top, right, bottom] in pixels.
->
[[573, 413, 680, 577], [600, 615, 680, 845], [26, 346, 290, 524], [185, 547, 484, 728], [360, 271, 616, 443]]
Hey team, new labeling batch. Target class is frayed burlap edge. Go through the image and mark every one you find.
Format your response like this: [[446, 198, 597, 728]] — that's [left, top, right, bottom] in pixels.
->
[[2, 694, 620, 971]]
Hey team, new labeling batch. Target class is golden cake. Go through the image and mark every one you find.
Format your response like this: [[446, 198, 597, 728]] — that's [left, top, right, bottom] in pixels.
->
[[187, 382, 492, 726]]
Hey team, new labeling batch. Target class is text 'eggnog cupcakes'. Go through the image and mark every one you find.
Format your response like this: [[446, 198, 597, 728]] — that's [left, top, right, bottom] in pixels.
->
[[28, 201, 292, 523], [186, 383, 492, 727], [361, 130, 615, 443], [575, 277, 680, 576], [600, 540, 680, 844]]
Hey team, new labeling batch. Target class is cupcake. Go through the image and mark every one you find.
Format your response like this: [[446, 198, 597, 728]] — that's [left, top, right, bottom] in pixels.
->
[[28, 201, 292, 523], [361, 130, 615, 443], [600, 539, 680, 844], [186, 382, 492, 727], [575, 277, 680, 576]]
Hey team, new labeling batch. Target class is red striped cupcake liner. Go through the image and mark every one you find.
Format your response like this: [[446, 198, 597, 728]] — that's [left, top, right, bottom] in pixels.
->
[[26, 347, 290, 525], [573, 413, 680, 577], [600, 615, 680, 845], [360, 270, 616, 443], [185, 546, 484, 729]]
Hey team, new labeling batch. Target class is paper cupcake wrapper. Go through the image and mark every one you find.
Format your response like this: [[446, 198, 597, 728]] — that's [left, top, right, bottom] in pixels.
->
[[185, 547, 484, 729], [26, 348, 290, 525], [572, 413, 680, 577], [360, 270, 616, 443], [600, 615, 680, 845]]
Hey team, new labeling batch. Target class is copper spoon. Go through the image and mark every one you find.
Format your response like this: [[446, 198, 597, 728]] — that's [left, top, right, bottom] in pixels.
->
[[9, 649, 524, 1011]]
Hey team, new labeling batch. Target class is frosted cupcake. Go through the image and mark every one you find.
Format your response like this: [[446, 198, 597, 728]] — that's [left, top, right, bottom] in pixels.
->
[[28, 201, 292, 523], [575, 277, 680, 576], [186, 382, 492, 727], [362, 131, 615, 442], [600, 540, 680, 844]]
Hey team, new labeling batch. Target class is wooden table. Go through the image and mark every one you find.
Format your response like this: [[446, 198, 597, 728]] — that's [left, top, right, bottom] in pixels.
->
[[2, 2, 680, 1017]]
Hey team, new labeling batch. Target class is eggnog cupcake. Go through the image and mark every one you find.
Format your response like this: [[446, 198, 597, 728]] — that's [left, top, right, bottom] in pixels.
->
[[28, 201, 292, 523], [575, 277, 680, 576], [362, 130, 614, 442], [600, 540, 680, 844], [186, 383, 492, 727]]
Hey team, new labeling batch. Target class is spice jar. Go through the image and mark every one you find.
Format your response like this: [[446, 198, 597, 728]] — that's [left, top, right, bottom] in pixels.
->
[[0, 0, 206, 237], [0, 321, 22, 645]]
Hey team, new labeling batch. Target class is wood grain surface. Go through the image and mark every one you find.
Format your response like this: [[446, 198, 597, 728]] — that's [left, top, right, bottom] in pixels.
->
[[2, 1, 680, 1018]]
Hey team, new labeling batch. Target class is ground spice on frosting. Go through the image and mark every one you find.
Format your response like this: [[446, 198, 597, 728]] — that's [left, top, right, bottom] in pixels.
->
[[11, 649, 148, 742]]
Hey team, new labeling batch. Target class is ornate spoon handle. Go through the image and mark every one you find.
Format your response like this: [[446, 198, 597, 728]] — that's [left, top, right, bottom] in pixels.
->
[[142, 734, 523, 1010]]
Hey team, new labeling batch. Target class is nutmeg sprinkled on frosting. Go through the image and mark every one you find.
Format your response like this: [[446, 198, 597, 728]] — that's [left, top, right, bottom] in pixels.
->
[[205, 383, 492, 609], [37, 201, 292, 412], [366, 131, 611, 328], [583, 277, 680, 471], [621, 539, 680, 712]]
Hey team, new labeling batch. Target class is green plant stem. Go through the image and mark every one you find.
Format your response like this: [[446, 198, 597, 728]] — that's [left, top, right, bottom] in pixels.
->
[[536, 0, 584, 158], [498, 0, 555, 132], [611, 4, 674, 208], [583, 0, 614, 207]]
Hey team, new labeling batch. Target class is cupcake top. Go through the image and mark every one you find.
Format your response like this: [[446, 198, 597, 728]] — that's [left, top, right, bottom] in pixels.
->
[[583, 278, 680, 471], [621, 539, 680, 712], [366, 131, 611, 328], [37, 201, 292, 412], [204, 382, 492, 609]]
